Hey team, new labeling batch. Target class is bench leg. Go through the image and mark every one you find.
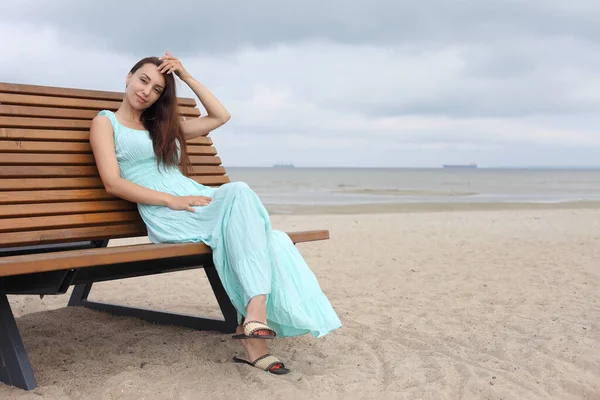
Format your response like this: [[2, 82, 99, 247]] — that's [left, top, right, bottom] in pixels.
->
[[204, 264, 239, 329], [0, 293, 37, 391], [67, 283, 92, 306], [67, 264, 238, 333]]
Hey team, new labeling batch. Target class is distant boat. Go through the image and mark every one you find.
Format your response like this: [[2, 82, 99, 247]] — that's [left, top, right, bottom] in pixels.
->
[[443, 163, 478, 169], [273, 162, 294, 168]]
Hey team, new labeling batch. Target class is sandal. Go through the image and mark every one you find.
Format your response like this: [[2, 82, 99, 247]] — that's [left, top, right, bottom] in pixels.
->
[[233, 354, 290, 375], [232, 320, 277, 340]]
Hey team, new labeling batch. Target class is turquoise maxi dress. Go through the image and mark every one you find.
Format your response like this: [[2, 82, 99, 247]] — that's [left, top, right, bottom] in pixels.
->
[[98, 110, 342, 338]]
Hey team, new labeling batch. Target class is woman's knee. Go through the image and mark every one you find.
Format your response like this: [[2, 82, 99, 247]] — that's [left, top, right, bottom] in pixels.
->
[[229, 181, 250, 190], [222, 181, 254, 196]]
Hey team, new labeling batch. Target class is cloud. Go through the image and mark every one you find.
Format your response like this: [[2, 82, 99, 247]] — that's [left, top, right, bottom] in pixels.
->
[[4, 1, 600, 52], [2, 1, 600, 167]]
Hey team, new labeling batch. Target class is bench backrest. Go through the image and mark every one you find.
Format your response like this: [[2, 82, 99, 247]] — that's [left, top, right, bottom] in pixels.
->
[[0, 82, 230, 249]]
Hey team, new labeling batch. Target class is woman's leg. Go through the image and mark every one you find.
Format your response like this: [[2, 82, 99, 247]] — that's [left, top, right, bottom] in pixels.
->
[[207, 183, 276, 359], [236, 294, 291, 371], [238, 295, 269, 358], [207, 182, 339, 363], [246, 294, 267, 325], [208, 182, 273, 314]]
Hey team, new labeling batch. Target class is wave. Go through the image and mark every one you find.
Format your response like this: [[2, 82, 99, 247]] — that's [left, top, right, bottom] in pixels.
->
[[333, 188, 479, 197]]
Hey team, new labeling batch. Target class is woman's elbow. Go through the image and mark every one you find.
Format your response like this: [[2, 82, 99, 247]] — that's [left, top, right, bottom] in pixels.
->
[[104, 184, 116, 196], [220, 113, 231, 124], [103, 178, 120, 196]]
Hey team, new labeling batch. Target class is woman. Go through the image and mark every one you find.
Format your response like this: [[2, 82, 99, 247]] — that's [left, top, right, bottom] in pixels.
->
[[89, 52, 342, 375]]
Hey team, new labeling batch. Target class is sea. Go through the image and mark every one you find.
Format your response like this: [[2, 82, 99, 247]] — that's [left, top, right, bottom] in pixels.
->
[[224, 167, 600, 206]]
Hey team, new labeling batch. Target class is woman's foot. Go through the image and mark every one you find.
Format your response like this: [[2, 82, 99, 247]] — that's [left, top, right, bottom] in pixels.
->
[[236, 324, 269, 361], [235, 324, 288, 374], [234, 318, 276, 338], [243, 296, 273, 337]]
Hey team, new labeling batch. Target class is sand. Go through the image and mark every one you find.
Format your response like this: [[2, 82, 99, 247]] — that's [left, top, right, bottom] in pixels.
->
[[2, 207, 600, 399]]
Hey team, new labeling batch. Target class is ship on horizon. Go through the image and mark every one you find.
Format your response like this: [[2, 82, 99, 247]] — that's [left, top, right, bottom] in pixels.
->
[[442, 163, 478, 169], [273, 162, 295, 168]]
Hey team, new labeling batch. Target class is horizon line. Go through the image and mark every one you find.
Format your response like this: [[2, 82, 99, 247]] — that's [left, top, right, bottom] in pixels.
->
[[222, 165, 600, 169]]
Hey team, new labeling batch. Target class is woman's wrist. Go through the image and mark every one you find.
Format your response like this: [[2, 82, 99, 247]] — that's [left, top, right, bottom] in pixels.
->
[[162, 193, 175, 207], [181, 74, 195, 84]]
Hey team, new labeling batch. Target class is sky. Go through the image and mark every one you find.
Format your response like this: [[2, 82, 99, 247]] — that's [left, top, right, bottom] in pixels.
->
[[1, 0, 600, 168]]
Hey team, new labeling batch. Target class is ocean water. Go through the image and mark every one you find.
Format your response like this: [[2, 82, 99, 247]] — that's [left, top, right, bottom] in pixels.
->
[[224, 167, 600, 206]]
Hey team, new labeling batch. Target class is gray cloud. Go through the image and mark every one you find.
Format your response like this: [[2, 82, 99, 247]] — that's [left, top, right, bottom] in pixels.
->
[[5, 1, 600, 119], [4, 1, 600, 54], [2, 0, 600, 166]]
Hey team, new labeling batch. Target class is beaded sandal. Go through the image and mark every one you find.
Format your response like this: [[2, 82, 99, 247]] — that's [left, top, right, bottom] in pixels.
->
[[233, 354, 290, 375], [232, 320, 277, 340]]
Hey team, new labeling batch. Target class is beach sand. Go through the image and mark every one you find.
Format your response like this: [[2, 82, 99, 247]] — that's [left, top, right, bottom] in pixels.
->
[[2, 207, 600, 399]]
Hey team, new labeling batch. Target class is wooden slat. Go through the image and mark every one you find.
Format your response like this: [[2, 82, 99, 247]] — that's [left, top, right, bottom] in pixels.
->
[[0, 177, 104, 191], [0, 152, 221, 167], [0, 105, 98, 119], [188, 156, 221, 165], [0, 104, 200, 119], [288, 230, 330, 243], [0, 93, 122, 111], [189, 166, 226, 176], [0, 153, 222, 168], [0, 141, 91, 153], [0, 131, 212, 145], [175, 107, 204, 118], [186, 146, 218, 155], [191, 176, 231, 186], [0, 175, 230, 191], [0, 128, 90, 141], [0, 166, 98, 177], [0, 82, 125, 101], [0, 211, 140, 233], [0, 153, 96, 165], [0, 116, 207, 131], [0, 230, 329, 276], [0, 200, 135, 218], [1, 242, 211, 276], [0, 222, 147, 248], [187, 137, 213, 145], [0, 82, 197, 107], [0, 140, 213, 153], [0, 165, 225, 178], [0, 189, 114, 205], [0, 116, 90, 130]]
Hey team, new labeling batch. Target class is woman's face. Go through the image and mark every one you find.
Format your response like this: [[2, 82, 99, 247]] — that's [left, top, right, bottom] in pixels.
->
[[125, 63, 166, 110]]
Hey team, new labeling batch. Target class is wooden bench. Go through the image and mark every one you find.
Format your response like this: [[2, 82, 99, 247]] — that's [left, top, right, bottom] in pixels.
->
[[0, 82, 329, 391]]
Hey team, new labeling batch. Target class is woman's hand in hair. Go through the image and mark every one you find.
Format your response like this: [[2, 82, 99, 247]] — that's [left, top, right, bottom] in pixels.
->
[[167, 195, 212, 212], [158, 51, 191, 81]]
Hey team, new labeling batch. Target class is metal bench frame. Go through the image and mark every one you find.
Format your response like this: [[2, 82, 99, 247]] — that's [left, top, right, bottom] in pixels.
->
[[0, 239, 238, 390]]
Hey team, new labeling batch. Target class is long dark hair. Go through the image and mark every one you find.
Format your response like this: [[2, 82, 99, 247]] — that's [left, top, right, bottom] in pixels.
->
[[129, 57, 191, 176]]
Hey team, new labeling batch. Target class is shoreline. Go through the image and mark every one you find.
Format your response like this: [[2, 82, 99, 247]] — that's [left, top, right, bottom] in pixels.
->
[[265, 200, 600, 215]]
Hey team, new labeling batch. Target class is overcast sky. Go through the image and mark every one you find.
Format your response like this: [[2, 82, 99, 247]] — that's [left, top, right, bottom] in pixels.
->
[[2, 0, 600, 167]]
